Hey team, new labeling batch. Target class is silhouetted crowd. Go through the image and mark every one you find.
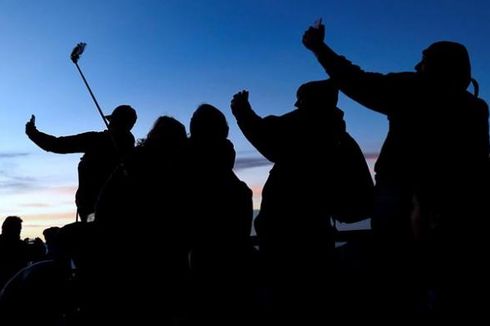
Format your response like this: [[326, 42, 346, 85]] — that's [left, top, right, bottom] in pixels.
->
[[1, 22, 489, 325]]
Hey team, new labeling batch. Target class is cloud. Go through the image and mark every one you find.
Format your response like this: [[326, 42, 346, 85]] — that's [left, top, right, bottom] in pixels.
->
[[19, 202, 51, 208], [234, 156, 272, 170], [0, 152, 30, 159], [364, 152, 379, 160], [249, 184, 263, 196], [0, 152, 42, 193], [0, 175, 38, 193], [49, 186, 77, 196], [16, 212, 78, 238], [235, 151, 378, 171]]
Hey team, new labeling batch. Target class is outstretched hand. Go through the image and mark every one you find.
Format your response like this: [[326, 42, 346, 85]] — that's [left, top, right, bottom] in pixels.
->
[[230, 90, 251, 116], [302, 22, 325, 51], [25, 114, 36, 135]]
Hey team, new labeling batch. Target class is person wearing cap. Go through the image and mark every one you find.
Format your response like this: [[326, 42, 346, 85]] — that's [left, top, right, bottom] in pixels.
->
[[25, 105, 137, 223], [231, 80, 368, 323], [303, 23, 489, 319]]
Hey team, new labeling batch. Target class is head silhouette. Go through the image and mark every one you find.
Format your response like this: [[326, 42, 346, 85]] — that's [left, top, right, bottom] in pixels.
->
[[43, 227, 61, 246], [1, 216, 23, 240], [144, 116, 187, 151], [190, 104, 229, 141], [294, 79, 339, 111], [106, 105, 137, 131], [415, 41, 471, 90]]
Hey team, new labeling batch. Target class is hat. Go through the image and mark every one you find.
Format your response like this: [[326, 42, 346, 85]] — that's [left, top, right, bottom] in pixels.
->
[[295, 79, 339, 109], [421, 41, 471, 90], [105, 105, 137, 128]]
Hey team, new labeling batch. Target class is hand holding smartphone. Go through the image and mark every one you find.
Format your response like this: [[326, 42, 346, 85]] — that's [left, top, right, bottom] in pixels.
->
[[25, 114, 36, 135], [313, 18, 322, 29], [303, 18, 325, 51]]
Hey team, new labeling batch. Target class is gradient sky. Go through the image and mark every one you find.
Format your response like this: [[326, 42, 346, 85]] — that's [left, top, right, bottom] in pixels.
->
[[1, 0, 489, 239]]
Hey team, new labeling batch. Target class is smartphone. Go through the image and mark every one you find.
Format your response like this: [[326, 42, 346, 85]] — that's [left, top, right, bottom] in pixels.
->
[[313, 18, 322, 29]]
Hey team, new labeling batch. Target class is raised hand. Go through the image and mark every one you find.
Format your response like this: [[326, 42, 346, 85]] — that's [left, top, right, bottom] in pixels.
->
[[302, 21, 325, 51], [25, 114, 37, 135], [230, 90, 251, 116]]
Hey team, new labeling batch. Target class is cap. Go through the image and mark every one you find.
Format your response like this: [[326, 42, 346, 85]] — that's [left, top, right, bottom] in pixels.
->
[[422, 41, 471, 90], [105, 105, 137, 128], [295, 79, 339, 109]]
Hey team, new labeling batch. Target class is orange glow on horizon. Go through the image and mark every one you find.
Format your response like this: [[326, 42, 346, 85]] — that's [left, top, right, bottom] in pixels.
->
[[19, 211, 77, 240]]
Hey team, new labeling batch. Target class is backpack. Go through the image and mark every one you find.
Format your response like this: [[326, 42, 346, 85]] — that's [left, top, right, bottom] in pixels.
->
[[330, 133, 374, 223]]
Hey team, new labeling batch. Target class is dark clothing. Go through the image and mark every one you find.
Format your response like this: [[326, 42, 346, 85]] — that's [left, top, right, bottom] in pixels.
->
[[188, 138, 252, 251], [314, 51, 489, 191], [233, 105, 348, 323], [188, 138, 253, 284], [313, 45, 489, 318], [27, 129, 135, 221], [188, 138, 254, 325], [234, 107, 345, 246], [314, 49, 489, 243], [95, 142, 190, 324], [0, 236, 29, 290], [0, 260, 79, 326]]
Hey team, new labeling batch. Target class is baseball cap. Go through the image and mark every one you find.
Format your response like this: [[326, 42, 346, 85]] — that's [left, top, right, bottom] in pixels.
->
[[105, 105, 137, 128]]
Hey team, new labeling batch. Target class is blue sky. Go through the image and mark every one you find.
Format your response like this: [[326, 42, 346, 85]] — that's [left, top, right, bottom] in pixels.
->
[[1, 0, 489, 238]]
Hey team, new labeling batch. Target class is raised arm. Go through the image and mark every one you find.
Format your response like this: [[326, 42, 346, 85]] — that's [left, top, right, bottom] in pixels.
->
[[25, 115, 96, 153], [230, 91, 278, 162], [302, 23, 406, 115]]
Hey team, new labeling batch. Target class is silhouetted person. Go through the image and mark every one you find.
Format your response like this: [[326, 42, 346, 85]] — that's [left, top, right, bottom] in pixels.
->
[[0, 216, 29, 290], [24, 236, 46, 263], [43, 226, 61, 260], [303, 23, 489, 320], [230, 80, 356, 323], [0, 223, 91, 325], [95, 115, 190, 325], [188, 104, 254, 326], [26, 105, 137, 222]]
